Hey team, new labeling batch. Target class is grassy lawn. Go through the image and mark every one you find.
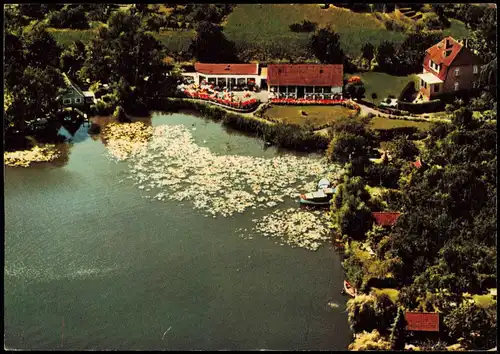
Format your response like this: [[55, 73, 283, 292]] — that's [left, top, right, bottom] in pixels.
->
[[352, 72, 419, 105], [369, 116, 432, 131], [264, 105, 357, 128], [224, 4, 407, 59], [48, 28, 98, 47]]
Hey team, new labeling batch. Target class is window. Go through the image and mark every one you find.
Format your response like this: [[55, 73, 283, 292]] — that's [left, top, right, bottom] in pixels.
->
[[454, 68, 460, 77], [305, 87, 313, 93], [63, 98, 71, 105], [74, 97, 82, 104], [420, 79, 424, 87], [433, 84, 440, 93], [473, 65, 479, 74], [314, 86, 322, 93], [454, 82, 459, 91]]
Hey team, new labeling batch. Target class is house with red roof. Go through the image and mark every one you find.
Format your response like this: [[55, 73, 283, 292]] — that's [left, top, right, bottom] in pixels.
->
[[416, 36, 483, 101], [188, 62, 263, 89], [371, 212, 401, 227], [405, 312, 440, 332], [267, 64, 344, 100]]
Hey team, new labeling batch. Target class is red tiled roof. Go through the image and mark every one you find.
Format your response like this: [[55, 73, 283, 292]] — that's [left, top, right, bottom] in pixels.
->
[[427, 37, 463, 67], [372, 212, 401, 227], [267, 64, 343, 87], [194, 63, 259, 75], [405, 312, 440, 332]]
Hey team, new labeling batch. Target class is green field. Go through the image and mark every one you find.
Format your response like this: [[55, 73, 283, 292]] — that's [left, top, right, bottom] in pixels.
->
[[48, 27, 195, 54], [223, 4, 407, 59], [369, 116, 432, 131], [353, 72, 419, 105], [152, 30, 196, 54], [265, 105, 357, 128]]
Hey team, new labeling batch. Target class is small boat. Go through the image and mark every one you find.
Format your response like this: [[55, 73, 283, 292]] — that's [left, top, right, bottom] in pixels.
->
[[299, 187, 336, 206], [344, 280, 357, 297]]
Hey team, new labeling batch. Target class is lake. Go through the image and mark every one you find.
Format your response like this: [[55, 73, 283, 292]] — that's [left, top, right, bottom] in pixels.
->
[[4, 112, 351, 350]]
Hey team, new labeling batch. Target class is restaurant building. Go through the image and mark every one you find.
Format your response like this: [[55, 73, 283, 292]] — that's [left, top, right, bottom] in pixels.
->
[[267, 64, 344, 100], [184, 63, 263, 88]]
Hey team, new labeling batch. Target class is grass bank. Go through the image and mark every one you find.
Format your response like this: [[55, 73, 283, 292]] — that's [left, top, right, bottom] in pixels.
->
[[369, 116, 432, 131], [351, 72, 419, 105]]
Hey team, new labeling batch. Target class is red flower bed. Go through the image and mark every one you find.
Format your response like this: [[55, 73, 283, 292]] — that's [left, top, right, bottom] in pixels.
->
[[269, 97, 361, 112], [182, 90, 259, 110]]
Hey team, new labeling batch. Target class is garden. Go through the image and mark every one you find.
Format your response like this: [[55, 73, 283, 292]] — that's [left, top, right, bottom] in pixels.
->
[[350, 72, 419, 106]]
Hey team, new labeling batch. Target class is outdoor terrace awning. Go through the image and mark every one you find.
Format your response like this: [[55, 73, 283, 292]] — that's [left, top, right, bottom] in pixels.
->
[[417, 73, 443, 85]]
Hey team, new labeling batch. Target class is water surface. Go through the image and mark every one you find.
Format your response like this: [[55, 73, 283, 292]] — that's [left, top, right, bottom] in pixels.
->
[[4, 112, 351, 350]]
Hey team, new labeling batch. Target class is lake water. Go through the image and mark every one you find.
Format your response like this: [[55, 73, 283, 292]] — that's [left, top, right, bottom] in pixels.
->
[[4, 112, 351, 350]]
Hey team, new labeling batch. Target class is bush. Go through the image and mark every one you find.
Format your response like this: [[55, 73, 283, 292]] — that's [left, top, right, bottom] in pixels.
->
[[365, 163, 401, 188]]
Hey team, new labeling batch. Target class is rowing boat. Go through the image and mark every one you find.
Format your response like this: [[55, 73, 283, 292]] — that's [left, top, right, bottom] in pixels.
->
[[344, 280, 357, 297]]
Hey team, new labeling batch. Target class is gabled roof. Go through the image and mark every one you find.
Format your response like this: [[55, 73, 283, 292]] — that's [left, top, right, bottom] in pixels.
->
[[62, 73, 84, 96], [194, 63, 259, 75], [405, 312, 440, 332], [267, 64, 343, 87], [426, 36, 463, 67], [372, 212, 401, 227]]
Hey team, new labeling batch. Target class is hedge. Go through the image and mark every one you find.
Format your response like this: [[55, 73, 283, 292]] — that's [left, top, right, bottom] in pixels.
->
[[397, 99, 444, 114]]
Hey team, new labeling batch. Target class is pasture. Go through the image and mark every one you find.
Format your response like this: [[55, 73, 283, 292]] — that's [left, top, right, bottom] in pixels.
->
[[223, 4, 407, 59]]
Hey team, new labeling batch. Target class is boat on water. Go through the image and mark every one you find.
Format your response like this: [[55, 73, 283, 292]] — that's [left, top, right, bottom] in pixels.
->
[[299, 187, 336, 206], [344, 280, 357, 297]]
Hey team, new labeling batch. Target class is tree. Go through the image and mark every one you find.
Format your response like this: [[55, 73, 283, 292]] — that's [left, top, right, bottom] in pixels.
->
[[388, 136, 419, 162], [47, 5, 90, 29], [361, 42, 375, 62], [23, 23, 62, 69], [345, 82, 365, 99], [81, 10, 177, 112], [371, 92, 377, 105], [309, 27, 345, 64], [390, 307, 407, 350], [188, 21, 238, 62], [327, 132, 369, 165], [60, 40, 87, 79], [451, 107, 474, 129], [375, 41, 396, 73]]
